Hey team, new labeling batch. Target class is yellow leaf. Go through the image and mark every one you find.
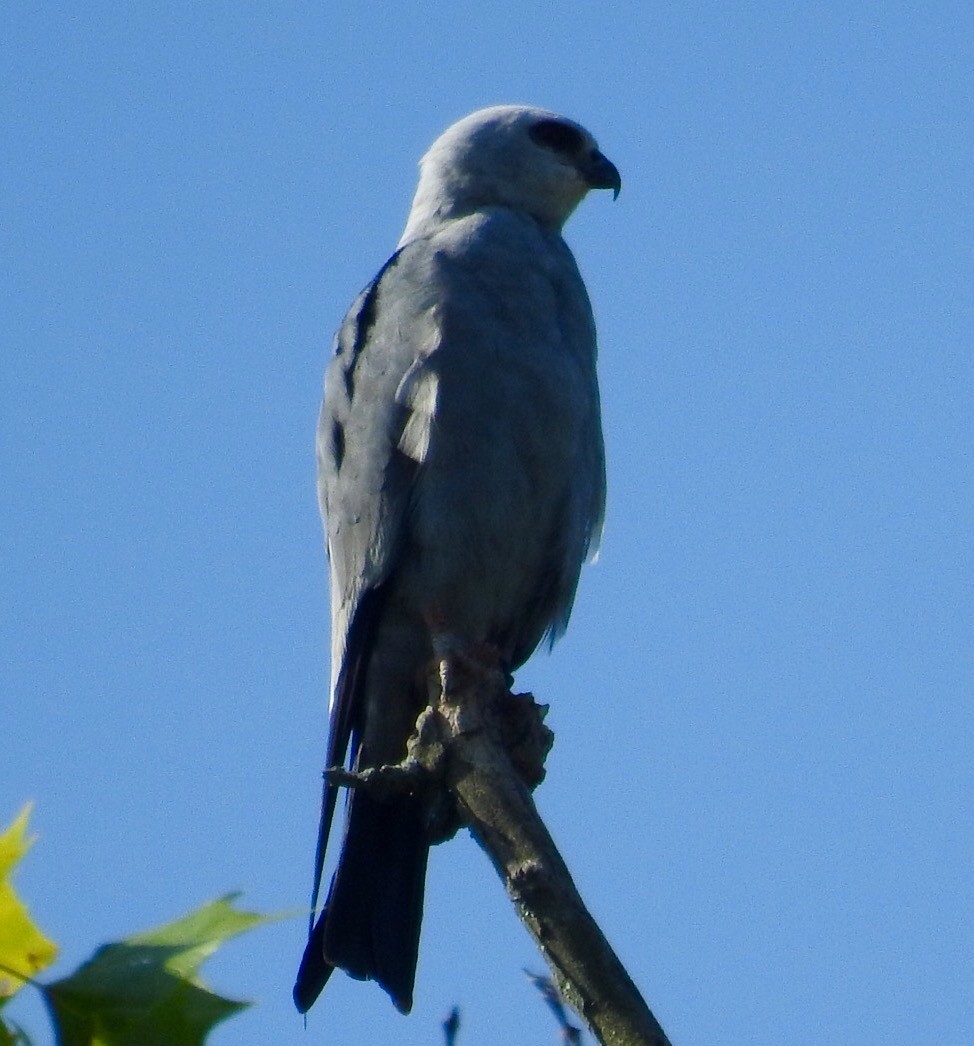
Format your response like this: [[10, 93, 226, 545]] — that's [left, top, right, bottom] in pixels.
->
[[0, 805, 34, 879], [0, 805, 58, 998]]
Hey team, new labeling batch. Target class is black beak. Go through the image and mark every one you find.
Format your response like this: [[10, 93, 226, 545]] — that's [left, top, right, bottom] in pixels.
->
[[582, 149, 621, 200]]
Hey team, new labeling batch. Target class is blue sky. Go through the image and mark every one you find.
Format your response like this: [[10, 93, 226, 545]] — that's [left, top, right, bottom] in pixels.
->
[[3, 2, 972, 1044]]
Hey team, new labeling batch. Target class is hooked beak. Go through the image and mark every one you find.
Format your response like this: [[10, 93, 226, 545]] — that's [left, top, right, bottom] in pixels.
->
[[582, 148, 621, 200]]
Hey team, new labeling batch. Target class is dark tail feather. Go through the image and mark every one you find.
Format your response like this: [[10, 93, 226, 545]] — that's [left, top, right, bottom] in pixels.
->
[[293, 915, 334, 1013], [294, 791, 430, 1014]]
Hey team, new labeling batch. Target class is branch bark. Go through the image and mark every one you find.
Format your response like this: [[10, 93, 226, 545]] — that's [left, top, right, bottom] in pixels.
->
[[435, 656, 672, 1046]]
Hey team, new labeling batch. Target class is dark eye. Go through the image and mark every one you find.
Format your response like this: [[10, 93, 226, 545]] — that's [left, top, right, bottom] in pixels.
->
[[529, 118, 584, 156]]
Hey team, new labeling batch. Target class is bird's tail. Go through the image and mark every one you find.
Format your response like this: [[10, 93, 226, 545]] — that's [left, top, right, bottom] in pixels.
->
[[294, 790, 430, 1014]]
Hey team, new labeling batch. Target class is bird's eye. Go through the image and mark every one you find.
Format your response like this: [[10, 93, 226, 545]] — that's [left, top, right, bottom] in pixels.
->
[[529, 119, 584, 156]]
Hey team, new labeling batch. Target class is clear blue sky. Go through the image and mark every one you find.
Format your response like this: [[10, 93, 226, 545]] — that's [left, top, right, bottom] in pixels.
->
[[4, 3, 972, 1044]]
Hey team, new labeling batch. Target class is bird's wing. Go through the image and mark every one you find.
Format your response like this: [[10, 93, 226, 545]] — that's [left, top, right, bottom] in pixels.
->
[[308, 242, 438, 924]]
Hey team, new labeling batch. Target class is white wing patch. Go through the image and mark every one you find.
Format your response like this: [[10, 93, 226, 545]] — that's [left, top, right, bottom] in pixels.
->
[[395, 361, 439, 464]]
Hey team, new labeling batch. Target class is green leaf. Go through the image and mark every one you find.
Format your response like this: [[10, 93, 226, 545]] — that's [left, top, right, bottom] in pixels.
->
[[0, 805, 59, 999], [0, 1012, 38, 1046], [40, 895, 274, 1046], [124, 893, 269, 980]]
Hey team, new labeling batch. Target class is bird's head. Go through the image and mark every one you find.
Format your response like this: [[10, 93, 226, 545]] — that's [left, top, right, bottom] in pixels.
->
[[400, 105, 620, 244]]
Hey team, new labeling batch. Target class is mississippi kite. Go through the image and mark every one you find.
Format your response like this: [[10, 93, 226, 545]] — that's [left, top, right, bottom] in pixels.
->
[[295, 104, 619, 1015]]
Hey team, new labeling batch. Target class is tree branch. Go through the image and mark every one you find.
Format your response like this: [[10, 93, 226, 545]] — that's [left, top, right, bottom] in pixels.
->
[[339, 650, 673, 1046]]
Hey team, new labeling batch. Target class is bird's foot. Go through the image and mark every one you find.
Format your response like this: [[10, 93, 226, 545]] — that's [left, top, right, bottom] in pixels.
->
[[422, 642, 553, 791], [428, 633, 506, 699], [323, 759, 428, 802]]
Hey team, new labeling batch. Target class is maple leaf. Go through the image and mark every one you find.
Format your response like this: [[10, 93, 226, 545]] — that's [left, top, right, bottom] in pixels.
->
[[40, 894, 274, 1046], [0, 805, 58, 1000]]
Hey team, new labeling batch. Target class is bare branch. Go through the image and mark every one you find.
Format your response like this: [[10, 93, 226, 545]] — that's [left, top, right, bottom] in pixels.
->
[[525, 969, 584, 1044], [329, 651, 673, 1046], [429, 658, 673, 1046], [442, 1006, 460, 1046]]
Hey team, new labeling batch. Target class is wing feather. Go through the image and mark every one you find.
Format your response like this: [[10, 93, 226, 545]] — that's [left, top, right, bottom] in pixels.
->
[[308, 243, 436, 925]]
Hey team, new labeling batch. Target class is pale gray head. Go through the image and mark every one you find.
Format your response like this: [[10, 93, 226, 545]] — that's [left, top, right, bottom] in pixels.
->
[[399, 105, 620, 245]]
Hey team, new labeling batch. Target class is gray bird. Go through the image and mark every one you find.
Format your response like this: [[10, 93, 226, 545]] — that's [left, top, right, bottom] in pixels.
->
[[294, 104, 619, 1016]]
